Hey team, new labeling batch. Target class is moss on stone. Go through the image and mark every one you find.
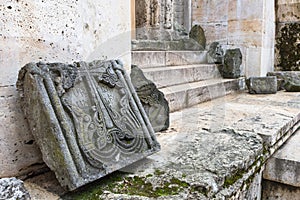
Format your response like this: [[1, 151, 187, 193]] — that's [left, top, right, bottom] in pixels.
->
[[223, 170, 244, 188], [62, 171, 192, 199]]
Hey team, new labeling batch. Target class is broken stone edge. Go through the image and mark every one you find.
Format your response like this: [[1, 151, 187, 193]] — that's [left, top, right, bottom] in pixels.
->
[[16, 61, 161, 191]]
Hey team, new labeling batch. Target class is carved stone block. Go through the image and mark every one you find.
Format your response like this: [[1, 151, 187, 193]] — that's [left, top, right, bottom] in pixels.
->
[[16, 60, 160, 190], [246, 76, 277, 94], [220, 48, 242, 78], [130, 65, 169, 132]]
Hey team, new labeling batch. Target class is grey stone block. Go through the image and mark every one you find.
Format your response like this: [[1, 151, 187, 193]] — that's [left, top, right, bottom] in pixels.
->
[[267, 71, 300, 92], [130, 65, 169, 132], [0, 178, 30, 200], [16, 60, 160, 190], [246, 76, 277, 94], [220, 48, 242, 78]]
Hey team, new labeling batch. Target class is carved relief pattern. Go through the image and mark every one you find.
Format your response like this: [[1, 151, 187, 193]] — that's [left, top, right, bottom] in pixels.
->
[[17, 60, 160, 190], [164, 0, 173, 29], [47, 61, 151, 168]]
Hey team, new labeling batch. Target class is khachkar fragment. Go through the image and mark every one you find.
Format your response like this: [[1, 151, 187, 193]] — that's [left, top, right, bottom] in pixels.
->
[[16, 60, 160, 191], [130, 65, 169, 132]]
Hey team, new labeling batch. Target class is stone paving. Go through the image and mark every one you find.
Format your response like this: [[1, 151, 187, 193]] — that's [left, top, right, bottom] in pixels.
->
[[25, 91, 300, 199]]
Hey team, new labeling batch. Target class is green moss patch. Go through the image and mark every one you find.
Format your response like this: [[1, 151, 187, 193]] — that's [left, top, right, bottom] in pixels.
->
[[62, 171, 192, 199]]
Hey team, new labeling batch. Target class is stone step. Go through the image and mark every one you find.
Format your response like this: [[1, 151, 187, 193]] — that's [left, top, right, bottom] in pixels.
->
[[131, 39, 203, 51], [160, 78, 244, 112], [131, 51, 208, 69], [142, 64, 221, 89], [263, 128, 300, 188]]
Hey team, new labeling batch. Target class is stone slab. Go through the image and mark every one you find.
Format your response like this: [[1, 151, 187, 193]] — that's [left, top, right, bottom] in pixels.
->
[[16, 60, 160, 190], [263, 129, 300, 187], [142, 64, 220, 88], [131, 51, 208, 69], [246, 76, 278, 94]]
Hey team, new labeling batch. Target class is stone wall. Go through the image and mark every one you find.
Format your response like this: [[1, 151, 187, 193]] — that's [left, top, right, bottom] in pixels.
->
[[135, 0, 191, 40], [0, 0, 131, 178], [275, 0, 300, 71], [192, 0, 276, 77]]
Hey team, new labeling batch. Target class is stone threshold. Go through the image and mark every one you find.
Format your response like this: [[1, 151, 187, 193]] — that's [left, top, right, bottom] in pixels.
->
[[27, 91, 300, 199]]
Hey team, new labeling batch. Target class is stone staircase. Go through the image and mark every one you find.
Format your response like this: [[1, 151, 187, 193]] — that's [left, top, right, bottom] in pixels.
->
[[131, 50, 244, 112]]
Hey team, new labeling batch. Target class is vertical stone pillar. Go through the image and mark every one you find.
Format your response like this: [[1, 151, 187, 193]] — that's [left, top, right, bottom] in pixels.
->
[[183, 0, 192, 32], [227, 0, 275, 77], [164, 0, 173, 29], [150, 0, 160, 27]]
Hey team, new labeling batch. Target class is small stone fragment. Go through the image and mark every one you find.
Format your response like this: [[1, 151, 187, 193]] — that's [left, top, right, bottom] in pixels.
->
[[220, 48, 242, 78], [246, 76, 277, 94], [189, 25, 206, 49], [130, 65, 169, 132], [0, 177, 30, 200], [207, 42, 224, 64]]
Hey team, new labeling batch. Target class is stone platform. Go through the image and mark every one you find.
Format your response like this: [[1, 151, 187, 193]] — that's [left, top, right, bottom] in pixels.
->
[[25, 91, 300, 199]]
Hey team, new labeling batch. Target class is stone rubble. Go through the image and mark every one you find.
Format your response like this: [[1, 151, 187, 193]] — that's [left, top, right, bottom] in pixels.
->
[[0, 177, 30, 200]]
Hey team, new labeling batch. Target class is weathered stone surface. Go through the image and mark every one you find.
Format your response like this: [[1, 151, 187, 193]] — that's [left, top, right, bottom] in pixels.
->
[[131, 39, 203, 51], [130, 65, 169, 132], [263, 129, 300, 187], [0, 177, 30, 200], [131, 51, 207, 69], [142, 64, 220, 89], [267, 71, 300, 92], [246, 76, 277, 94], [135, 0, 190, 41], [207, 42, 224, 64], [16, 60, 160, 190], [24, 182, 60, 200], [220, 48, 242, 78], [262, 180, 300, 200], [0, 86, 44, 178], [189, 25, 206, 49], [275, 23, 300, 71], [0, 0, 131, 87], [60, 92, 300, 199]]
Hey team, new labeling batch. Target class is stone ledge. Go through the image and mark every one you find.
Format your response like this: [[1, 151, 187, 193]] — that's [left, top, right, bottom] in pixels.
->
[[263, 129, 300, 187], [60, 91, 300, 199]]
